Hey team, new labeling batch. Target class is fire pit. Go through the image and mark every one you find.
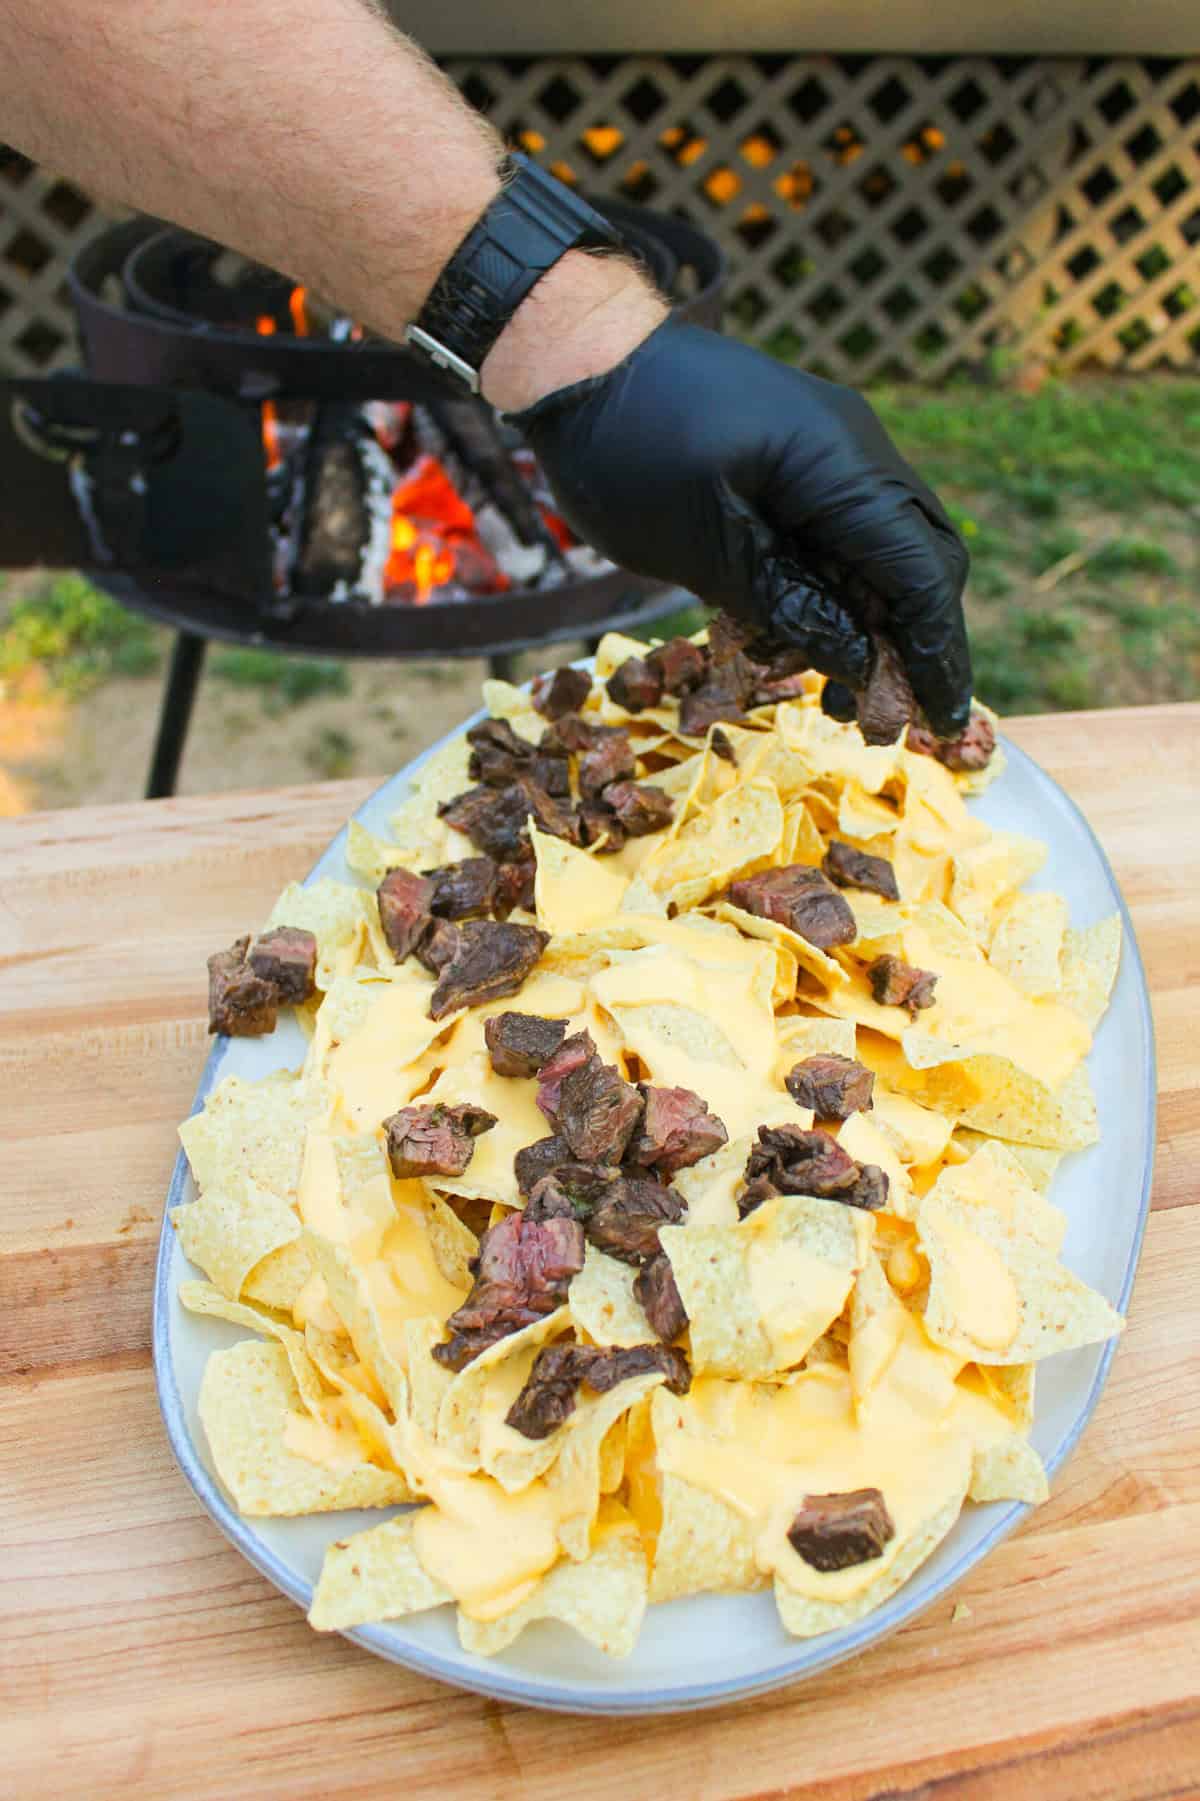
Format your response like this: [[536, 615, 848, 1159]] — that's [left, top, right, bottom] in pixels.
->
[[0, 200, 724, 792]]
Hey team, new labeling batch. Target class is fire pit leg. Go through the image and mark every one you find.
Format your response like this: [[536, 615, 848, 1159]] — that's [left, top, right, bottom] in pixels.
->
[[146, 630, 207, 799]]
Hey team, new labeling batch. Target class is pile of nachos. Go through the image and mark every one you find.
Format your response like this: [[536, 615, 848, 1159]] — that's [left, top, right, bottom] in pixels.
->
[[174, 623, 1124, 1660]]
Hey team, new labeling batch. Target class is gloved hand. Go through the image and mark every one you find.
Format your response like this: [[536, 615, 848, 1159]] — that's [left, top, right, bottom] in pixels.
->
[[511, 319, 971, 737]]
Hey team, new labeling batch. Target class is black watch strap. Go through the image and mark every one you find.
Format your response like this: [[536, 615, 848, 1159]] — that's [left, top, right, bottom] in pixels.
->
[[405, 153, 620, 392]]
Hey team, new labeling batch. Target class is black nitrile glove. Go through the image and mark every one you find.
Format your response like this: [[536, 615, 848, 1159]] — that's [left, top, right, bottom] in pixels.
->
[[512, 319, 971, 736]]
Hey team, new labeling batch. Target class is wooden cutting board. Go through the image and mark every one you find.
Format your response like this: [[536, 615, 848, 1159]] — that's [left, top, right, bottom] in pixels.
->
[[2, 706, 1198, 1800]]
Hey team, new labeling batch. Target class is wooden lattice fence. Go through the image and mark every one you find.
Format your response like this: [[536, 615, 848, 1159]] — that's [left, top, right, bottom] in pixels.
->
[[1, 54, 1197, 382]]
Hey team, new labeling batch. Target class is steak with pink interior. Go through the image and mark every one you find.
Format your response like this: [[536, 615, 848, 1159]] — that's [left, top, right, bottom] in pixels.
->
[[535, 1030, 597, 1124], [627, 1085, 728, 1177], [246, 927, 318, 1005], [377, 867, 435, 960], [429, 920, 548, 1019], [647, 636, 706, 696], [556, 1055, 644, 1163], [602, 781, 674, 836], [728, 863, 856, 950], [383, 1101, 497, 1179], [207, 936, 279, 1037], [785, 1054, 875, 1120], [584, 1177, 687, 1264], [432, 1207, 585, 1370], [531, 665, 592, 720], [822, 840, 899, 903]]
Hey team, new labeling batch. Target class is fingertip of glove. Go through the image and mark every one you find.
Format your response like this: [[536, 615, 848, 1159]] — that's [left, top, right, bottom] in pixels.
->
[[820, 680, 858, 723]]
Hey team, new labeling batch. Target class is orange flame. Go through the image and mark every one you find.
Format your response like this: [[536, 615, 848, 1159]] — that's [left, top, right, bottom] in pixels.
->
[[288, 285, 309, 336], [255, 314, 281, 471]]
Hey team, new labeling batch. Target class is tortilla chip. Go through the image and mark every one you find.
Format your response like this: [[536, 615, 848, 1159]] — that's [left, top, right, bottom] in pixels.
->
[[713, 899, 848, 990], [924, 1140, 1066, 1253], [969, 1434, 1048, 1505], [457, 1505, 648, 1657], [531, 824, 630, 936], [179, 1070, 331, 1203], [837, 1111, 915, 1218], [641, 781, 784, 910], [870, 1087, 955, 1169], [952, 1130, 1062, 1195], [436, 1311, 571, 1490], [180, 1278, 327, 1413], [172, 1177, 301, 1301], [265, 879, 377, 986], [242, 1239, 314, 1311], [309, 1510, 450, 1630], [420, 1051, 547, 1206], [570, 1247, 654, 1347], [777, 705, 901, 793], [649, 1417, 765, 1602], [775, 1013, 859, 1065], [947, 1054, 1099, 1151], [1060, 913, 1122, 1032], [989, 891, 1068, 997], [345, 819, 415, 886], [949, 833, 1049, 944], [547, 1373, 666, 1560], [300, 1230, 410, 1419], [199, 1340, 409, 1516]]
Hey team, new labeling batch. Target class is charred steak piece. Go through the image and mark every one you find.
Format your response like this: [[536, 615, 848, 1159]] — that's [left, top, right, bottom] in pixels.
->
[[728, 863, 857, 950], [746, 1125, 859, 1198], [579, 732, 637, 801], [735, 1172, 778, 1220], [647, 636, 707, 697], [438, 784, 528, 861], [247, 927, 318, 1005], [377, 867, 435, 961], [384, 1101, 497, 1179], [602, 781, 675, 837], [607, 655, 664, 714], [907, 709, 996, 773], [484, 1011, 568, 1079], [634, 1252, 689, 1343], [785, 1054, 875, 1121], [514, 1134, 572, 1196], [527, 1164, 619, 1222], [579, 804, 628, 854], [539, 712, 616, 755], [492, 857, 536, 919], [531, 665, 592, 721], [710, 726, 737, 763], [584, 1177, 687, 1265], [628, 1085, 728, 1178], [433, 1206, 585, 1370], [505, 1339, 691, 1439], [857, 631, 917, 747], [536, 1030, 597, 1124], [429, 920, 549, 1020], [424, 856, 497, 920], [531, 751, 570, 797], [867, 953, 938, 1015], [557, 1055, 644, 1164], [822, 840, 900, 904], [844, 1163, 889, 1211], [207, 936, 279, 1037], [467, 717, 534, 787], [678, 613, 758, 736], [415, 917, 461, 974], [523, 779, 586, 847], [787, 1488, 895, 1571]]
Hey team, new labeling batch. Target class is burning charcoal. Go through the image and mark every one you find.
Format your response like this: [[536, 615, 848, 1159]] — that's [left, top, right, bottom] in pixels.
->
[[557, 1056, 645, 1164], [579, 733, 637, 802], [247, 927, 317, 1005], [857, 633, 917, 747], [531, 752, 570, 797], [584, 1177, 687, 1265], [429, 920, 549, 1020], [787, 1488, 895, 1572], [628, 1085, 728, 1177], [207, 936, 279, 1037], [710, 727, 737, 763], [433, 1206, 585, 1370], [746, 1125, 859, 1198], [607, 655, 664, 714], [504, 1339, 691, 1439], [647, 636, 707, 697], [634, 1252, 689, 1342], [736, 1172, 778, 1220], [527, 1163, 620, 1222], [484, 1011, 568, 1079], [785, 1055, 875, 1120], [602, 781, 675, 837], [467, 717, 534, 787], [907, 710, 996, 773], [377, 867, 435, 960], [728, 864, 856, 950], [424, 857, 497, 920], [822, 840, 900, 904], [492, 857, 536, 918], [867, 953, 938, 1015], [514, 1134, 572, 1195], [415, 917, 461, 974], [531, 665, 592, 720], [384, 1101, 497, 1179], [844, 1163, 889, 1211], [579, 805, 628, 854], [535, 1030, 597, 1125]]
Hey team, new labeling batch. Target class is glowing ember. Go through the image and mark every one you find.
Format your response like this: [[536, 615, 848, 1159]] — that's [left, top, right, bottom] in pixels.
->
[[383, 453, 507, 603], [254, 314, 282, 471], [288, 285, 309, 337]]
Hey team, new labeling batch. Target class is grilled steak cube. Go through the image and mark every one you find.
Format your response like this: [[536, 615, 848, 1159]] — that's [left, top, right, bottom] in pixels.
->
[[678, 677, 749, 738], [531, 665, 592, 720], [415, 917, 461, 974], [467, 717, 534, 787], [584, 1177, 687, 1265], [424, 856, 497, 920], [535, 1030, 597, 1125], [647, 636, 707, 696], [746, 1125, 859, 1197], [607, 655, 664, 714], [539, 712, 609, 755], [867, 953, 938, 1015], [207, 936, 278, 1037], [736, 1172, 778, 1219], [634, 1252, 689, 1342], [522, 779, 585, 847], [601, 780, 674, 837], [579, 733, 637, 801], [857, 633, 917, 747], [492, 857, 536, 918], [384, 1101, 497, 1179], [628, 1085, 728, 1177], [247, 927, 318, 1004], [843, 1163, 889, 1211], [531, 752, 571, 797], [484, 1011, 568, 1079], [433, 1206, 584, 1369], [822, 840, 900, 903], [557, 1055, 644, 1164], [438, 783, 531, 862], [785, 1054, 875, 1120], [787, 1488, 895, 1571], [578, 804, 628, 854], [377, 867, 435, 960], [583, 1341, 690, 1396], [514, 1134, 572, 1196], [527, 1163, 620, 1222], [429, 920, 549, 1019], [907, 710, 996, 773], [728, 863, 857, 950], [504, 1339, 691, 1439]]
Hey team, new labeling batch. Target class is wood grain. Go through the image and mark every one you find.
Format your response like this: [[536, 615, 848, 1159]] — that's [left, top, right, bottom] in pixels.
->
[[1, 708, 1197, 1799]]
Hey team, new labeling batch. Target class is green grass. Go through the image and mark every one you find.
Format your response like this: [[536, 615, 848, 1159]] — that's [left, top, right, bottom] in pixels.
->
[[305, 725, 357, 779], [209, 647, 350, 710], [0, 574, 161, 696]]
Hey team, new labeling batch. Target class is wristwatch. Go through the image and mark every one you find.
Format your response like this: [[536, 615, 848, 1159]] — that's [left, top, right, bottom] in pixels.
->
[[404, 153, 620, 394]]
